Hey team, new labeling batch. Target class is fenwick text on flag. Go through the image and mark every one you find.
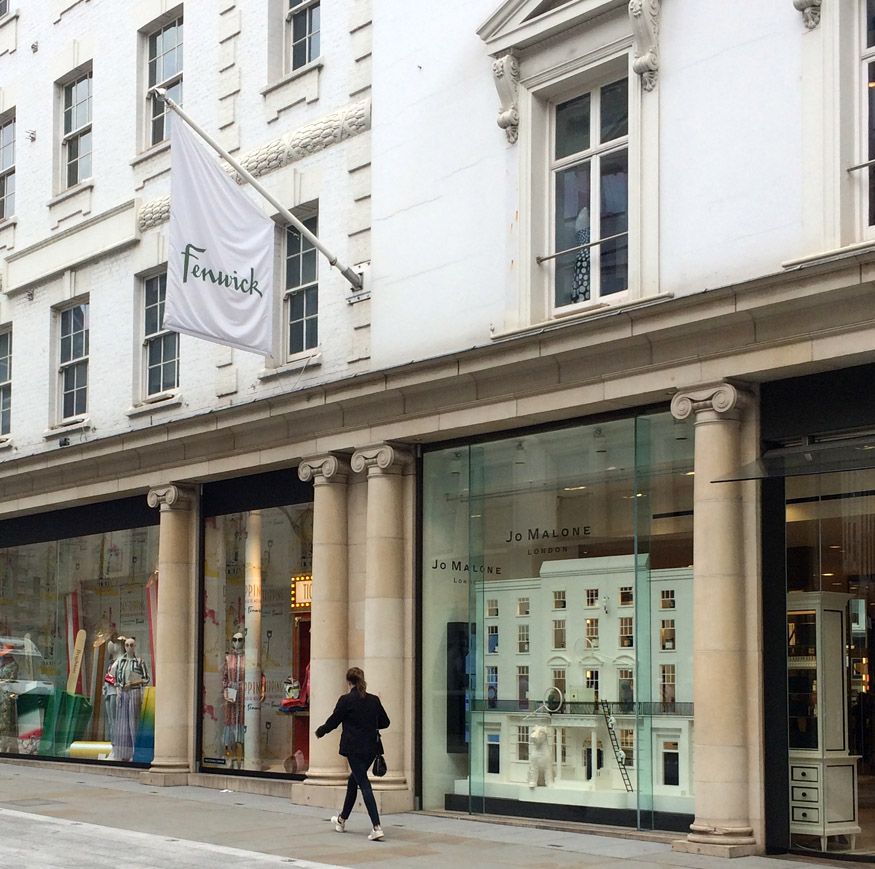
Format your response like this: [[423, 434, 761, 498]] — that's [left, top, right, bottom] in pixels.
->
[[165, 115, 275, 357]]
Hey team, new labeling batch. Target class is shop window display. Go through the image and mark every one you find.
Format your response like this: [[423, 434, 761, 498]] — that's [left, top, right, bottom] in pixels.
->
[[421, 411, 695, 829], [201, 504, 313, 774], [0, 525, 158, 762]]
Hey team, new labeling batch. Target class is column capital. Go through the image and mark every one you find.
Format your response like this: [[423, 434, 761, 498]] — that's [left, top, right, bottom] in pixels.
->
[[147, 484, 196, 512], [350, 443, 413, 476], [670, 381, 751, 423], [298, 453, 351, 485]]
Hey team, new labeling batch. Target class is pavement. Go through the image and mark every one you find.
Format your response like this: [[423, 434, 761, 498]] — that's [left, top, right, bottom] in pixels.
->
[[0, 761, 864, 869]]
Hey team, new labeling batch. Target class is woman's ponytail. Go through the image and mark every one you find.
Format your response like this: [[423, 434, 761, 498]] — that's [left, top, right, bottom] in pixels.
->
[[346, 666, 367, 697]]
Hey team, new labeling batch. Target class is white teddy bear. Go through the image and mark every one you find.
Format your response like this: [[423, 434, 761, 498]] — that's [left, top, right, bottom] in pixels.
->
[[527, 725, 554, 788]]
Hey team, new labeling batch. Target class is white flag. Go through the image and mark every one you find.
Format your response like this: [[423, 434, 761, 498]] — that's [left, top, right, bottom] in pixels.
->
[[166, 116, 275, 357]]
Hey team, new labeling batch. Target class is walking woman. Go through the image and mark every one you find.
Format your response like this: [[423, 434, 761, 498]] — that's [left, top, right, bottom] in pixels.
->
[[315, 666, 390, 841]]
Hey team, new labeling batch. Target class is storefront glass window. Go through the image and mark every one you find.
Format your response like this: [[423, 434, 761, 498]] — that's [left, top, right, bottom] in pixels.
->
[[785, 469, 875, 854], [421, 410, 694, 830], [0, 525, 158, 762], [201, 504, 313, 775]]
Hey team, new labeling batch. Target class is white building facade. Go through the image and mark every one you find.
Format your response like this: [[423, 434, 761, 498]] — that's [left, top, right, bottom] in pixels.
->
[[3, 0, 875, 859]]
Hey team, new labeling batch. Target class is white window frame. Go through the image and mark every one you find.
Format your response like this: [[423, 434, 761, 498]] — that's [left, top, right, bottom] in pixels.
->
[[619, 585, 634, 606], [586, 587, 598, 607], [0, 112, 14, 219], [516, 665, 529, 704], [517, 725, 530, 761], [617, 668, 634, 705], [660, 588, 675, 609], [553, 589, 566, 609], [287, 0, 320, 72], [619, 728, 635, 767], [143, 272, 179, 400], [551, 667, 566, 697], [486, 598, 499, 617], [58, 301, 89, 422], [546, 74, 630, 311], [0, 1, 8, 18], [0, 328, 10, 437], [517, 597, 530, 616], [61, 70, 92, 190], [552, 618, 566, 650], [660, 618, 676, 652], [146, 13, 183, 148], [285, 210, 319, 360], [585, 668, 599, 701], [487, 623, 498, 653], [660, 663, 676, 705], [619, 616, 634, 648]]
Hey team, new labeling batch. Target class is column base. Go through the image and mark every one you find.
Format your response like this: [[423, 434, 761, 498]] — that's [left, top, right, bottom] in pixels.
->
[[139, 768, 189, 787], [674, 823, 759, 858], [304, 766, 353, 787]]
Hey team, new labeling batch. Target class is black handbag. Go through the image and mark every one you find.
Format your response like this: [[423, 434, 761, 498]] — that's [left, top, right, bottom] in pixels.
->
[[372, 735, 387, 777]]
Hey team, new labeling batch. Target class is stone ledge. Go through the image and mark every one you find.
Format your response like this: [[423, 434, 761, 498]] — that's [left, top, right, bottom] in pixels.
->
[[138, 770, 190, 787]]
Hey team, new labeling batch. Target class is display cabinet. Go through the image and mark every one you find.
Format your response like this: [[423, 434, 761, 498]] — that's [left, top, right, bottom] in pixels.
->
[[787, 592, 860, 851]]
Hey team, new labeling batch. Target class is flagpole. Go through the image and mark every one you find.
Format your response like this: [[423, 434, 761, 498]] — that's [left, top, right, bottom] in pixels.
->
[[153, 88, 364, 292]]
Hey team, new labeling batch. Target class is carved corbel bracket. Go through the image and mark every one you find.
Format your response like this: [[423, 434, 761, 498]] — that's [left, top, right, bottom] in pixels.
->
[[492, 53, 520, 144], [629, 0, 660, 92], [147, 483, 196, 512], [793, 0, 821, 29], [298, 453, 351, 485]]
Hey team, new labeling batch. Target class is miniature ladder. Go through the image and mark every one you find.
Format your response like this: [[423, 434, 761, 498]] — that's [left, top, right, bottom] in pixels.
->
[[600, 700, 634, 792]]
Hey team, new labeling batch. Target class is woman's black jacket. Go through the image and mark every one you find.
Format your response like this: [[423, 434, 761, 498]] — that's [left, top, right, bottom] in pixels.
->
[[315, 689, 390, 758]]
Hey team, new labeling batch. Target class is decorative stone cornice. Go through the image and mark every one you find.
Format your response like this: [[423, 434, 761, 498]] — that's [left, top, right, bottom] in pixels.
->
[[670, 382, 750, 422], [136, 98, 371, 229], [793, 0, 821, 29], [629, 0, 660, 92], [492, 53, 520, 144], [298, 453, 351, 484], [147, 483, 196, 511], [350, 443, 412, 475]]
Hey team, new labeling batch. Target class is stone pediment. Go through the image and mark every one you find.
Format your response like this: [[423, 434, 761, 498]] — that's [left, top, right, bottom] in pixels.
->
[[478, 0, 628, 55]]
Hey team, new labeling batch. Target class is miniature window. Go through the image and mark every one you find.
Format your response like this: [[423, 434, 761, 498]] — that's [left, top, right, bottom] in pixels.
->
[[618, 669, 634, 707], [619, 586, 633, 606], [585, 668, 599, 701], [517, 725, 530, 761], [517, 666, 529, 704], [586, 588, 598, 607], [518, 623, 529, 653], [551, 668, 566, 697], [585, 617, 599, 648], [553, 589, 566, 609], [553, 619, 566, 649], [660, 589, 675, 609], [662, 740, 679, 786], [486, 598, 499, 617], [487, 624, 498, 653], [619, 616, 634, 648], [486, 666, 498, 707], [620, 729, 634, 767], [660, 664, 676, 704], [517, 597, 530, 616], [660, 619, 676, 651]]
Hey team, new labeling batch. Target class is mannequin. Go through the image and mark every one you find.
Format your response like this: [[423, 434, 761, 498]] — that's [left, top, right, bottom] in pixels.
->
[[0, 643, 19, 753], [571, 205, 591, 303], [103, 636, 125, 758], [114, 636, 149, 762], [222, 632, 246, 768]]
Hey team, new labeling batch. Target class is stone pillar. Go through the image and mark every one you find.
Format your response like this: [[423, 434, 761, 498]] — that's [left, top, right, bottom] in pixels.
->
[[142, 483, 196, 786], [299, 454, 351, 785], [351, 443, 411, 786], [243, 509, 263, 771], [671, 382, 758, 856]]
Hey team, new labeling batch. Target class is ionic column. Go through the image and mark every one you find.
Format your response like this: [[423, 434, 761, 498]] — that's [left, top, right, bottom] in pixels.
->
[[299, 454, 351, 786], [351, 443, 411, 786], [143, 483, 196, 785], [671, 382, 757, 856]]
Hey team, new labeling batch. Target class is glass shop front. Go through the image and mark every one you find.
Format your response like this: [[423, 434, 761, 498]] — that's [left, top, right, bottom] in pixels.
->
[[421, 410, 696, 830], [0, 498, 159, 764], [199, 469, 314, 776]]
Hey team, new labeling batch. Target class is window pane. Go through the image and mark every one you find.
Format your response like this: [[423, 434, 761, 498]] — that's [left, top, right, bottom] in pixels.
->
[[163, 358, 177, 391], [306, 285, 318, 315], [555, 93, 590, 160], [554, 162, 591, 306], [292, 39, 307, 69], [869, 62, 875, 226], [600, 149, 628, 295], [148, 361, 162, 396], [600, 78, 628, 142], [290, 291, 304, 321], [289, 320, 304, 355], [305, 315, 318, 349]]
